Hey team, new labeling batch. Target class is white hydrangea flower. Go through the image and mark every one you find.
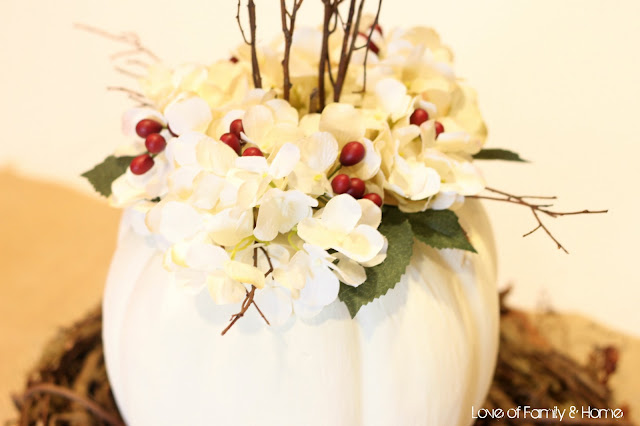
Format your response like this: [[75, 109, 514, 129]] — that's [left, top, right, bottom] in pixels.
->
[[254, 188, 318, 242], [297, 194, 385, 264]]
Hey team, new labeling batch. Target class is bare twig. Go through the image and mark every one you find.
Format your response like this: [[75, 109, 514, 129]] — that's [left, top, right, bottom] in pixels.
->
[[334, 0, 366, 102], [469, 187, 607, 254], [74, 23, 160, 63], [16, 383, 124, 426], [355, 0, 382, 95], [236, 0, 262, 88], [221, 246, 274, 336], [235, 0, 250, 44], [333, 0, 358, 99], [317, 1, 335, 111], [280, 0, 304, 101]]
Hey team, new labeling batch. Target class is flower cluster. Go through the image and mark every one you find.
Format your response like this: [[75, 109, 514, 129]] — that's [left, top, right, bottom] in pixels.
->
[[105, 23, 487, 324]]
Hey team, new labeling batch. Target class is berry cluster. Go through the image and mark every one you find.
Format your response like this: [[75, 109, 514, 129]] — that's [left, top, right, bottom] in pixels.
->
[[409, 108, 444, 137], [220, 119, 264, 157], [331, 141, 382, 207], [130, 119, 167, 175]]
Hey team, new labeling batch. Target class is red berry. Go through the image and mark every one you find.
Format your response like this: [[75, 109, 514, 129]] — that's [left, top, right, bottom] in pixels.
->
[[363, 193, 383, 207], [220, 133, 241, 155], [410, 108, 429, 126], [358, 32, 380, 55], [434, 121, 445, 137], [130, 154, 155, 175], [347, 178, 365, 199], [331, 174, 351, 194], [145, 133, 167, 154], [230, 56, 239, 64], [242, 147, 263, 157], [230, 119, 244, 138], [135, 119, 163, 138], [340, 141, 366, 166]]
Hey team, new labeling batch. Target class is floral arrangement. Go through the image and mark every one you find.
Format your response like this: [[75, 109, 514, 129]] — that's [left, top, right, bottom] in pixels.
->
[[81, 1, 604, 335]]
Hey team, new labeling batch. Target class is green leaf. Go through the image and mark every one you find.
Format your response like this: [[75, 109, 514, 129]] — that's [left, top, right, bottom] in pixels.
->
[[406, 209, 476, 253], [338, 207, 414, 318], [473, 148, 527, 162], [81, 155, 135, 197]]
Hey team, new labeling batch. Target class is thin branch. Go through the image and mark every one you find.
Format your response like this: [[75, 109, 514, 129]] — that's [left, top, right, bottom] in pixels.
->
[[356, 0, 382, 94], [236, 0, 262, 88], [280, 0, 304, 101], [16, 383, 124, 426], [334, 0, 366, 102], [74, 23, 160, 63], [469, 186, 607, 254], [247, 0, 262, 88], [236, 0, 250, 44], [221, 245, 275, 336], [317, 1, 335, 111]]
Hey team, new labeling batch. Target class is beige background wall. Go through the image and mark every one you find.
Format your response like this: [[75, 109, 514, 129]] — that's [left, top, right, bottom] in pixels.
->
[[1, 0, 639, 336]]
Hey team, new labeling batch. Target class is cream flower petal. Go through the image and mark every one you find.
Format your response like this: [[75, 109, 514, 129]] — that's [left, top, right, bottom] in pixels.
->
[[196, 138, 238, 175], [269, 143, 300, 179], [298, 132, 339, 172], [436, 131, 482, 154], [375, 78, 412, 121], [172, 131, 205, 167], [242, 104, 274, 142], [253, 285, 293, 326], [357, 199, 382, 228], [295, 263, 339, 310], [335, 224, 385, 263], [254, 189, 316, 242], [185, 243, 229, 271], [296, 218, 345, 250], [429, 190, 458, 210], [159, 201, 203, 243], [207, 272, 246, 304], [164, 96, 212, 136], [168, 167, 200, 197], [360, 237, 388, 267], [224, 260, 266, 289], [321, 193, 362, 233], [110, 174, 146, 208], [190, 173, 226, 210], [319, 103, 365, 146], [174, 269, 208, 295], [331, 253, 367, 287], [205, 208, 253, 246], [298, 113, 321, 136], [235, 156, 269, 174], [273, 267, 306, 292], [289, 163, 331, 197], [265, 99, 299, 125]]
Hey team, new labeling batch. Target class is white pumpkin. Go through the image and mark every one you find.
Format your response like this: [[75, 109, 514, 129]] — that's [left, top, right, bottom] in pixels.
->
[[103, 199, 498, 426]]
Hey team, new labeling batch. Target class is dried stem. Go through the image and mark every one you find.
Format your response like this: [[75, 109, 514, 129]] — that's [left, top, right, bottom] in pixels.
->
[[74, 23, 160, 63], [469, 187, 607, 254], [16, 383, 124, 426], [333, 0, 359, 101], [355, 0, 382, 95], [317, 1, 336, 111], [280, 0, 304, 101], [220, 246, 274, 336], [237, 0, 262, 88], [334, 0, 367, 101]]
